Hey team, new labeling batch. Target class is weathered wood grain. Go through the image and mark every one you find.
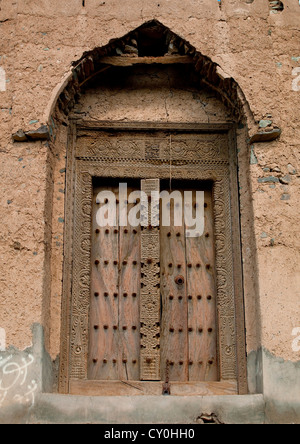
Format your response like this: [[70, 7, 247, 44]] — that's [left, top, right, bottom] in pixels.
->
[[160, 191, 188, 382], [99, 55, 194, 67], [186, 188, 218, 381], [89, 184, 120, 380], [70, 379, 237, 396], [119, 187, 141, 381]]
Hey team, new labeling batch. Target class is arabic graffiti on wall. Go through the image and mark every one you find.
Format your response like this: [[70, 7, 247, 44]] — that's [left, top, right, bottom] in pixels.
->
[[0, 353, 37, 408]]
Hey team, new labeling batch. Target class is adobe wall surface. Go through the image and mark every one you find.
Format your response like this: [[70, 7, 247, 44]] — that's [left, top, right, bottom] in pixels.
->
[[0, 0, 299, 424]]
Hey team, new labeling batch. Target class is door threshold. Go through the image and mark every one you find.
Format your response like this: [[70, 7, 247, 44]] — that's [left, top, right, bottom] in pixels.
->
[[69, 379, 237, 396]]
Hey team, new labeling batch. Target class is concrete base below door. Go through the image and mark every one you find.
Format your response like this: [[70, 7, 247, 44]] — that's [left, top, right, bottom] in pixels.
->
[[2, 325, 300, 424], [25, 393, 265, 424]]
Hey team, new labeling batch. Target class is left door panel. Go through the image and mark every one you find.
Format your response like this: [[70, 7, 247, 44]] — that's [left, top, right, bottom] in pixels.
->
[[88, 181, 141, 381]]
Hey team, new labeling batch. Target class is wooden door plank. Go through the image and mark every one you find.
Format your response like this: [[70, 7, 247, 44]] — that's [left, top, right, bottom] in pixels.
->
[[169, 380, 237, 396], [119, 186, 141, 381], [186, 189, 218, 381], [160, 191, 188, 382], [70, 379, 237, 396], [89, 184, 120, 380], [70, 380, 162, 396]]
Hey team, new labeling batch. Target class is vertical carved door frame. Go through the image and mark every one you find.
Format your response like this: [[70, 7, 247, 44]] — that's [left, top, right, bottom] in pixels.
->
[[59, 121, 247, 395]]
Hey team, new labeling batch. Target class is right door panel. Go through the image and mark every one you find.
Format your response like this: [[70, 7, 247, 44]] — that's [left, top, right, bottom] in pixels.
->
[[160, 182, 218, 382]]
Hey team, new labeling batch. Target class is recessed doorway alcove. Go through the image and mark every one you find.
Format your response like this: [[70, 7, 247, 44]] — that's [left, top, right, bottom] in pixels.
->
[[44, 22, 260, 411]]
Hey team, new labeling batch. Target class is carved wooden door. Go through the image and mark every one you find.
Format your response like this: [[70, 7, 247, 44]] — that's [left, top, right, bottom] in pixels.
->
[[88, 179, 217, 383], [62, 123, 248, 396]]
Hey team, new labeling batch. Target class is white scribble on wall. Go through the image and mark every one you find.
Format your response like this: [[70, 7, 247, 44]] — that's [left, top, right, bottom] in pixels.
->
[[0, 354, 37, 408], [0, 67, 6, 92]]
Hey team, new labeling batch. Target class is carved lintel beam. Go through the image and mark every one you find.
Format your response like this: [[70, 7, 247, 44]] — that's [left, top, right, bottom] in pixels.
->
[[99, 55, 194, 67]]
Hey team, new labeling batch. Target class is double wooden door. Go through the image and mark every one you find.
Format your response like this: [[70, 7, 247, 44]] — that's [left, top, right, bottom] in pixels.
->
[[88, 178, 218, 384]]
